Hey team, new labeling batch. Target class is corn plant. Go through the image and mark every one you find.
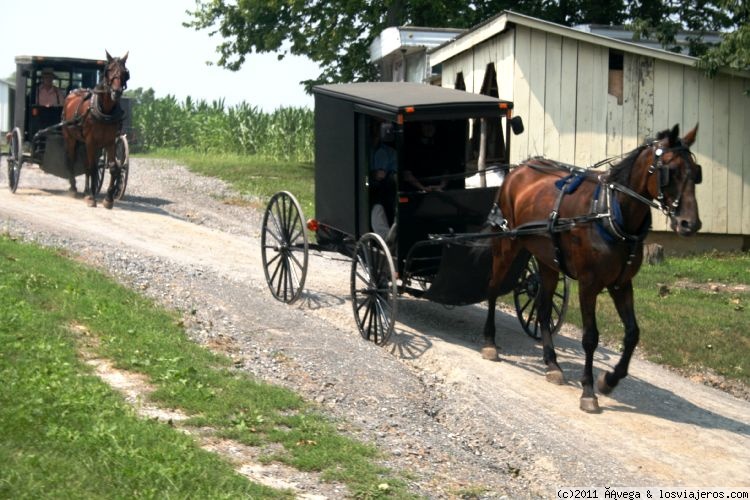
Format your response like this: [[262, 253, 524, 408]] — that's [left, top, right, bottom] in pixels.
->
[[127, 88, 313, 162]]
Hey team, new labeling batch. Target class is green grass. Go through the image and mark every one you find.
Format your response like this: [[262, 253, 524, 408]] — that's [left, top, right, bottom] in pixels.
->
[[562, 251, 750, 384], [143, 149, 316, 218], [0, 235, 411, 499]]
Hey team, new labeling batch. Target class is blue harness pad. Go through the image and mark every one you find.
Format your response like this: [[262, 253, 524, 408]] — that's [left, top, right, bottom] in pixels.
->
[[554, 173, 586, 194], [593, 184, 651, 243]]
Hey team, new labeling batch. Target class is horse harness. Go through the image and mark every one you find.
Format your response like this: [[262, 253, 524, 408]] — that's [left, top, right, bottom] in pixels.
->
[[61, 88, 125, 131], [486, 142, 699, 279]]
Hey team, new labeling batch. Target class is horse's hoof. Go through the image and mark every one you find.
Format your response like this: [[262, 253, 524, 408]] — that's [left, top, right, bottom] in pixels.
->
[[597, 371, 614, 395], [67, 189, 78, 198], [481, 346, 499, 361], [103, 199, 113, 210], [580, 396, 601, 413], [546, 369, 566, 385], [85, 196, 96, 208], [581, 396, 602, 413]]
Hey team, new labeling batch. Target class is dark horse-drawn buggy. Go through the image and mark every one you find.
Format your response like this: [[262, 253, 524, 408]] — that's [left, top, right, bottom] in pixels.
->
[[262, 82, 702, 412], [4, 53, 130, 207]]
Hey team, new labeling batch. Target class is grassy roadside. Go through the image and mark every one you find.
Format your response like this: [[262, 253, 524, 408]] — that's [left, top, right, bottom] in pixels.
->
[[143, 150, 316, 218], [564, 251, 749, 385], [0, 235, 411, 499], [157, 151, 749, 388]]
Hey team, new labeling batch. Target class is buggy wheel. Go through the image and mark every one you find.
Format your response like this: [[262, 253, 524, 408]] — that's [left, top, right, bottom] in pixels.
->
[[351, 233, 397, 346], [261, 191, 309, 303], [7, 127, 23, 193], [513, 256, 569, 340], [113, 135, 129, 200]]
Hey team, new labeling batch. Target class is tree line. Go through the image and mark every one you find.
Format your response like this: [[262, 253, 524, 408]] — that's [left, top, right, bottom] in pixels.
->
[[184, 0, 748, 88]]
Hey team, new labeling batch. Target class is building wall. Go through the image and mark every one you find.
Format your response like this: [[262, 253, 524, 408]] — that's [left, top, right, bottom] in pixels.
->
[[439, 25, 750, 235]]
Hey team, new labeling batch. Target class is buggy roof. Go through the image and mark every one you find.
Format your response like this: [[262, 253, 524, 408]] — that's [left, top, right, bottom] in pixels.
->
[[14, 55, 106, 70], [313, 82, 513, 121]]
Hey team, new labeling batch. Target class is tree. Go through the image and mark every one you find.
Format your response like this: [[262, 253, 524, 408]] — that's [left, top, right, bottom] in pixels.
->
[[695, 0, 750, 77], [184, 0, 739, 90]]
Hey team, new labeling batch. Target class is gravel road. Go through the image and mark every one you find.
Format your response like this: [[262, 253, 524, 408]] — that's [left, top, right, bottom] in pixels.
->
[[1, 159, 748, 498]]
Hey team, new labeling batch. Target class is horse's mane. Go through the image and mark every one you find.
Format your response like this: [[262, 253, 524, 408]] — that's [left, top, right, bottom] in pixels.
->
[[606, 127, 677, 185], [606, 145, 647, 186]]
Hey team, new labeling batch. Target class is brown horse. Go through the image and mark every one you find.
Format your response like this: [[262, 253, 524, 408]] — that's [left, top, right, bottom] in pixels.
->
[[62, 51, 129, 208], [483, 124, 701, 413]]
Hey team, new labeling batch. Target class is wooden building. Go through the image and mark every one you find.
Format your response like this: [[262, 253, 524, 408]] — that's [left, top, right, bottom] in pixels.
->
[[429, 11, 750, 248]]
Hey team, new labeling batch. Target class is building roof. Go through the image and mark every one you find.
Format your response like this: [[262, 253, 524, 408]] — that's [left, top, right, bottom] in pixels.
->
[[369, 26, 465, 63], [430, 10, 743, 76]]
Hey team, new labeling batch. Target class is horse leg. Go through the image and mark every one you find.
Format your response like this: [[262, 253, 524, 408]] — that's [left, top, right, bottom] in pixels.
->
[[83, 147, 97, 208], [536, 264, 566, 384], [63, 137, 78, 197], [578, 281, 603, 413], [598, 281, 639, 395], [482, 239, 521, 360], [103, 144, 117, 209]]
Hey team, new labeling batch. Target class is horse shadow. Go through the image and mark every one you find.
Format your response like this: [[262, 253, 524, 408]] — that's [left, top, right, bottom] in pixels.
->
[[391, 296, 750, 435]]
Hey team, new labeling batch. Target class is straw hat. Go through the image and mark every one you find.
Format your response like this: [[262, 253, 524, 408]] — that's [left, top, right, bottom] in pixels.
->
[[41, 67, 55, 76]]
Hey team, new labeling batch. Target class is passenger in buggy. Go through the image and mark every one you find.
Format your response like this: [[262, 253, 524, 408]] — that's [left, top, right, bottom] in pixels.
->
[[403, 121, 448, 192], [37, 67, 66, 107], [369, 120, 398, 243]]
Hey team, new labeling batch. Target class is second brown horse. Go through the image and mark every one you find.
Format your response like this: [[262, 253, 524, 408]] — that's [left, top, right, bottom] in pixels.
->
[[483, 124, 702, 413], [62, 51, 129, 208]]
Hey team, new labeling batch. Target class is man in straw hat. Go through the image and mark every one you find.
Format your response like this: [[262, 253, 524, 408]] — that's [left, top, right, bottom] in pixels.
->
[[37, 67, 66, 107]]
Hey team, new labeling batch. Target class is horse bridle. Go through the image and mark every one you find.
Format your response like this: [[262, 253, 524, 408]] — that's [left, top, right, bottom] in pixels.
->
[[647, 142, 702, 216], [103, 60, 129, 97]]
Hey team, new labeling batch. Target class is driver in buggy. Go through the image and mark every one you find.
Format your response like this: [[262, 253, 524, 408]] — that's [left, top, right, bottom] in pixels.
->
[[369, 120, 398, 243]]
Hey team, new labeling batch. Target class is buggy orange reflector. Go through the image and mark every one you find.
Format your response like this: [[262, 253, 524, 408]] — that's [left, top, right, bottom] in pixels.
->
[[32, 108, 39, 117], [399, 196, 409, 203], [405, 106, 415, 113], [396, 114, 404, 125], [499, 103, 508, 110], [306, 219, 319, 232]]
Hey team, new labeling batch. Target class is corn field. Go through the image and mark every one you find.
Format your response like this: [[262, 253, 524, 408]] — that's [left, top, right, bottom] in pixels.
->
[[127, 88, 314, 162]]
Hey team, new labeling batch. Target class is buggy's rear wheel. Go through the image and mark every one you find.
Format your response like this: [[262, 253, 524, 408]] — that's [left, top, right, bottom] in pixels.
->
[[513, 256, 569, 340], [351, 233, 397, 346], [7, 127, 23, 193], [261, 191, 309, 303]]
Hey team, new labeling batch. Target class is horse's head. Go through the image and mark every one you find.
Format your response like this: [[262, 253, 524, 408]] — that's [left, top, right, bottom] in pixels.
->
[[104, 50, 130, 101], [646, 124, 702, 236]]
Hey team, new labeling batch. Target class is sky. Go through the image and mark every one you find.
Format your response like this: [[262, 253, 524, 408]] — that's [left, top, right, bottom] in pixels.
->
[[1, 0, 321, 111]]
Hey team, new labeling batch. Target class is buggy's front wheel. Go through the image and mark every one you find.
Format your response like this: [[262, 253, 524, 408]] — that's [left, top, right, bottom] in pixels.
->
[[351, 233, 397, 346], [261, 191, 309, 303], [7, 127, 23, 193], [113, 135, 129, 200]]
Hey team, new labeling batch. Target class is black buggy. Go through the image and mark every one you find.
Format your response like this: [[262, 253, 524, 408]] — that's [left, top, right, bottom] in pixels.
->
[[261, 82, 569, 345], [3, 55, 130, 197]]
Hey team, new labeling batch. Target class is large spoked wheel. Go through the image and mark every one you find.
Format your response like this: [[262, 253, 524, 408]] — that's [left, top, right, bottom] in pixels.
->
[[513, 256, 570, 340], [261, 191, 309, 304], [97, 136, 129, 199], [7, 127, 23, 193], [351, 233, 398, 346], [113, 135, 129, 200]]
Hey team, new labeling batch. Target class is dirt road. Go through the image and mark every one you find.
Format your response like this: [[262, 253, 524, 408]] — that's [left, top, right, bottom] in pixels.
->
[[2, 160, 748, 496]]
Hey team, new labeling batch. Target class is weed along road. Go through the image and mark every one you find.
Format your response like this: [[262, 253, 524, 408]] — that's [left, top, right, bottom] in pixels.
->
[[1, 159, 749, 495]]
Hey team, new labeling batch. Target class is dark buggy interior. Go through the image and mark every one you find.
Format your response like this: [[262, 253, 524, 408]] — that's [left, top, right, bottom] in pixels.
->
[[312, 82, 523, 305]]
